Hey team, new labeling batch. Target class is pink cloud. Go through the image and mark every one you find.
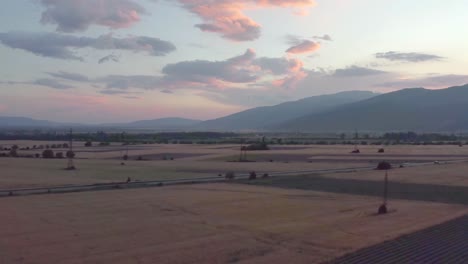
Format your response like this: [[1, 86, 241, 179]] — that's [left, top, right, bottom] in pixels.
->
[[272, 57, 307, 89], [179, 0, 316, 41], [286, 40, 320, 54]]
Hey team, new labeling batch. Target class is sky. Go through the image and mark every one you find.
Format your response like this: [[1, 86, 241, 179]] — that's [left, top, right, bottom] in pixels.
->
[[1, 0, 468, 123]]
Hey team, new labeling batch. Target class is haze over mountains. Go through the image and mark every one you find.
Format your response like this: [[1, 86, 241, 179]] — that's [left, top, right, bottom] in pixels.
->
[[194, 91, 377, 131], [0, 117, 201, 130], [277, 84, 468, 132], [2, 84, 468, 132]]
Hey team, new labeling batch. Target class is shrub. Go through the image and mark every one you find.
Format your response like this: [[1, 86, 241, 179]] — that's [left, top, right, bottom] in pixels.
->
[[351, 149, 360, 154], [35, 153, 40, 158], [378, 148, 385, 153], [249, 171, 257, 180], [55, 152, 64, 159], [262, 173, 269, 178], [122, 154, 128, 160], [376, 161, 392, 170], [42, 149, 55, 159], [84, 141, 92, 147], [225, 171, 235, 180]]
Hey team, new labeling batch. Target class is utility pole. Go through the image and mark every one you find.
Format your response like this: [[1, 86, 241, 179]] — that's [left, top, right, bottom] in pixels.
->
[[66, 128, 75, 170], [378, 170, 388, 214]]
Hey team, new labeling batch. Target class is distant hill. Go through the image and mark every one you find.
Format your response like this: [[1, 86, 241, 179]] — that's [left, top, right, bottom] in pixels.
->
[[0, 116, 60, 127], [0, 116, 201, 130], [194, 91, 377, 131], [117, 118, 202, 129], [276, 84, 468, 132]]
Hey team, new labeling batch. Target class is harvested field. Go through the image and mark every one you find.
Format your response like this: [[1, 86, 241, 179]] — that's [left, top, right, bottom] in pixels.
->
[[1, 184, 466, 264], [241, 174, 468, 205], [329, 214, 468, 264], [3, 142, 468, 190], [323, 161, 468, 187]]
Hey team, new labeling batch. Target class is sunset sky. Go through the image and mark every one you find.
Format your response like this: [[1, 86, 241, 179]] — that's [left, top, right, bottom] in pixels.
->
[[1, 0, 468, 123]]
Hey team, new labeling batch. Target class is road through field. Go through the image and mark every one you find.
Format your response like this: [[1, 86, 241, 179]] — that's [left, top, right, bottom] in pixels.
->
[[1, 159, 466, 198]]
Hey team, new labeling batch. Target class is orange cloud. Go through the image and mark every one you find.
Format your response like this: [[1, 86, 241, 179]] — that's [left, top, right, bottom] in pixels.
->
[[179, 0, 316, 41], [286, 40, 320, 54]]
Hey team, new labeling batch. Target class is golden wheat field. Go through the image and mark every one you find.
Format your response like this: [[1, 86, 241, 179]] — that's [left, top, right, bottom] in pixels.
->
[[1, 183, 467, 264], [1, 141, 468, 263]]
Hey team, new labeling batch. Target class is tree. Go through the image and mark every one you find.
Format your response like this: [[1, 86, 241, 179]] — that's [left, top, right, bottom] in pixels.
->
[[66, 150, 75, 159], [376, 161, 392, 170], [55, 152, 64, 159], [9, 149, 18, 157], [340, 133, 346, 140], [42, 149, 55, 159]]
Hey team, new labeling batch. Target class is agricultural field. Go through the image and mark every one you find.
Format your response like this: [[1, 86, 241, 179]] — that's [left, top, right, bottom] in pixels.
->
[[1, 141, 468, 263], [2, 141, 468, 189], [1, 184, 467, 264]]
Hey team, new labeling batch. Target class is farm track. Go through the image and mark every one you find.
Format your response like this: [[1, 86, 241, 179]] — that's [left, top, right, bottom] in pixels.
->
[[327, 214, 468, 264], [0, 159, 465, 198]]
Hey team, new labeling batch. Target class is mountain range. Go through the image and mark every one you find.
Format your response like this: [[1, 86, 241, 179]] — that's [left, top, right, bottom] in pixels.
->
[[2, 84, 468, 132], [193, 91, 377, 131], [276, 84, 468, 132]]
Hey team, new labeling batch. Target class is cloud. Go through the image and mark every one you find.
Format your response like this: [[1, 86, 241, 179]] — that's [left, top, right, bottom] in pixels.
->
[[312, 34, 332, 41], [99, 89, 139, 95], [179, 0, 316, 41], [162, 49, 258, 85], [39, 0, 147, 32], [286, 40, 320, 54], [333, 66, 388, 77], [285, 35, 320, 54], [0, 31, 176, 60], [123, 96, 141, 99], [98, 54, 120, 64], [33, 78, 75, 89], [161, 49, 307, 90], [37, 49, 307, 94], [97, 75, 162, 90], [47, 71, 90, 82], [255, 57, 299, 75], [378, 74, 468, 89], [375, 51, 444, 63]]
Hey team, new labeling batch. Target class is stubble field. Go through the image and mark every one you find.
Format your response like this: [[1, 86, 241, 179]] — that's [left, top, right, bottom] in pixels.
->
[[1, 141, 468, 263]]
